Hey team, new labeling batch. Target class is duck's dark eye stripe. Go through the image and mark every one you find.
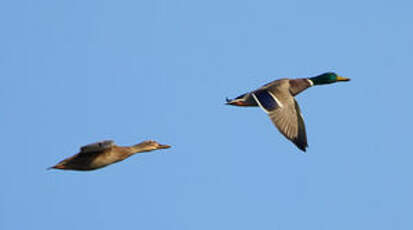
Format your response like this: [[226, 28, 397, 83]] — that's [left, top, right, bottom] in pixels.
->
[[254, 90, 279, 111]]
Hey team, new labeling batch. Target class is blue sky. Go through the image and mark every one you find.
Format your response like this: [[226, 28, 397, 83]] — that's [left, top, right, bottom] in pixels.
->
[[1, 0, 413, 229]]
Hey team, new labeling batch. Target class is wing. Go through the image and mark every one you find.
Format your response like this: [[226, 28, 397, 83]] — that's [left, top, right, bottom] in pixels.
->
[[252, 89, 308, 151], [74, 140, 114, 160], [80, 140, 114, 154], [291, 100, 308, 151]]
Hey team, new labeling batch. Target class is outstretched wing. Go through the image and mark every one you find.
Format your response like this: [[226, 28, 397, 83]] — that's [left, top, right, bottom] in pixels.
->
[[252, 89, 308, 151]]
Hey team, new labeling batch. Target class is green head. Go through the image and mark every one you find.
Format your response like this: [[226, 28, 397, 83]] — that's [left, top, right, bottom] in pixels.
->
[[309, 72, 350, 85]]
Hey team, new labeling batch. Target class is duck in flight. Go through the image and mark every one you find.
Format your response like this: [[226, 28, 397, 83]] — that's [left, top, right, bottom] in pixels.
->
[[49, 140, 171, 171], [226, 72, 350, 152]]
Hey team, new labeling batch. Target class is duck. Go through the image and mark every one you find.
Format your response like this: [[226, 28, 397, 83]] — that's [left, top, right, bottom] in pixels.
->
[[226, 72, 350, 152], [49, 140, 171, 171]]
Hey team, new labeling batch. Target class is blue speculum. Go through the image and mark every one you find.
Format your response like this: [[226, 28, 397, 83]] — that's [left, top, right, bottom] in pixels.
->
[[254, 90, 279, 111]]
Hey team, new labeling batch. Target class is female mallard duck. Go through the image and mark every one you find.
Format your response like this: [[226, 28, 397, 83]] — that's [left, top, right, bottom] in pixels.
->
[[226, 72, 350, 152], [49, 140, 171, 171]]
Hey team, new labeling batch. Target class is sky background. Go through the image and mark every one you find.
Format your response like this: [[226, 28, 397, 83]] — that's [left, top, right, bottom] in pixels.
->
[[1, 0, 413, 229]]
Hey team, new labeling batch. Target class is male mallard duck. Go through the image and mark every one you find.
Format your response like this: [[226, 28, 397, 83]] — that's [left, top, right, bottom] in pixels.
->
[[226, 72, 350, 152], [49, 140, 171, 171]]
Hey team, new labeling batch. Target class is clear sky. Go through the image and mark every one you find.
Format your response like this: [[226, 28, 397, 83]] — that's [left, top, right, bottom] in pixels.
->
[[1, 0, 413, 229]]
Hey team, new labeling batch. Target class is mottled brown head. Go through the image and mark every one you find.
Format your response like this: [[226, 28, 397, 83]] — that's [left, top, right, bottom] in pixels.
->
[[131, 140, 171, 153]]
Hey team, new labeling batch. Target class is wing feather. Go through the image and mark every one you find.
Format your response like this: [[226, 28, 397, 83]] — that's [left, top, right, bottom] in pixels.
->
[[253, 86, 308, 151], [80, 140, 114, 153]]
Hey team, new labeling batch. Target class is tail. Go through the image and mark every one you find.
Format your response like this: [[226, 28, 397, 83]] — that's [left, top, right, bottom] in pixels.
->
[[225, 97, 232, 104], [47, 164, 66, 170], [225, 92, 259, 107]]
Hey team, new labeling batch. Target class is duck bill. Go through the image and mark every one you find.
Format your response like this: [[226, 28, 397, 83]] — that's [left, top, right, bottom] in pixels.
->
[[158, 144, 171, 149], [337, 76, 350, 81]]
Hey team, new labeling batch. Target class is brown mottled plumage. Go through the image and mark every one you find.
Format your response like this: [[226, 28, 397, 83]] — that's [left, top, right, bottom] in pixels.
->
[[49, 140, 171, 171]]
